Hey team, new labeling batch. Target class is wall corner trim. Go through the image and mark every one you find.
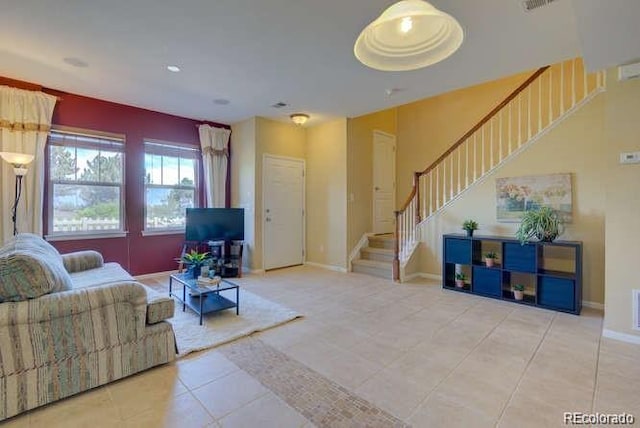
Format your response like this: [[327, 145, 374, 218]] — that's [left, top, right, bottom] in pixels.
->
[[602, 328, 640, 345], [304, 261, 348, 273]]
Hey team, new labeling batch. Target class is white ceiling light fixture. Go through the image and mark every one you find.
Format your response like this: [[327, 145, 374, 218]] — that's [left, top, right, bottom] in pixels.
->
[[167, 65, 181, 72], [354, 0, 464, 72], [290, 113, 309, 126]]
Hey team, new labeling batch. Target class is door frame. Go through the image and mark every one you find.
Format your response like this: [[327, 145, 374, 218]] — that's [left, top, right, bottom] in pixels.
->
[[372, 130, 397, 234], [262, 153, 306, 270]]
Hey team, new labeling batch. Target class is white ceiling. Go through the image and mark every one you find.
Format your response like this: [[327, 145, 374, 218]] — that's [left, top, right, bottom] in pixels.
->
[[0, 0, 627, 126]]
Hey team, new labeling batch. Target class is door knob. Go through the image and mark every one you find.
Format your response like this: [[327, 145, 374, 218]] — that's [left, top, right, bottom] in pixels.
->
[[375, 186, 380, 191]]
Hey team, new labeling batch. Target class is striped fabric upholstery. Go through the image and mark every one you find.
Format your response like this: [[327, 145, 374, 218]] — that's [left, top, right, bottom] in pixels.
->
[[0, 234, 72, 302], [146, 292, 175, 324], [0, 235, 177, 421], [62, 250, 104, 273]]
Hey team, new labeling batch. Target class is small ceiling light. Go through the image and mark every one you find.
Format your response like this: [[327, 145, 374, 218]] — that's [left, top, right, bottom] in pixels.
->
[[290, 113, 310, 126], [354, 0, 464, 72], [167, 65, 181, 72]]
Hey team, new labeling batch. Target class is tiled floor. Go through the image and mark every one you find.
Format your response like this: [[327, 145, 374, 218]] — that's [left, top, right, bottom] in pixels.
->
[[4, 266, 640, 427]]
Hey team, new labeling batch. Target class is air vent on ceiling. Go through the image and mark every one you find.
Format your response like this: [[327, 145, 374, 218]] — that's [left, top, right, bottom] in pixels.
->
[[522, 0, 557, 12], [619, 62, 640, 81], [271, 102, 288, 108]]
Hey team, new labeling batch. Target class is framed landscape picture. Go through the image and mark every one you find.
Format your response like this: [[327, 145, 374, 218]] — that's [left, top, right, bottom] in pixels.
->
[[496, 173, 572, 222]]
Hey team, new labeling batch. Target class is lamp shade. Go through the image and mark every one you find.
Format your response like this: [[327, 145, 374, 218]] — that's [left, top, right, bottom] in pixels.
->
[[0, 152, 35, 176], [0, 152, 34, 166], [290, 113, 310, 126], [354, 0, 464, 71]]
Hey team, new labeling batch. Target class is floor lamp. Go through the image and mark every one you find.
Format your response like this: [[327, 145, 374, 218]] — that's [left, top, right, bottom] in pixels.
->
[[0, 152, 35, 236]]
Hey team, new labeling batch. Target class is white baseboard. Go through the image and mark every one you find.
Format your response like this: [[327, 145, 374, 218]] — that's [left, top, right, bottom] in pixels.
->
[[402, 272, 442, 282], [602, 328, 640, 345], [134, 269, 179, 280], [304, 261, 348, 273], [582, 300, 604, 311]]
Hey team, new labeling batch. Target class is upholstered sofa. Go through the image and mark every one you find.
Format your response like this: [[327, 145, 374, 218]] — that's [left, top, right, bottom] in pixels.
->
[[0, 234, 176, 421]]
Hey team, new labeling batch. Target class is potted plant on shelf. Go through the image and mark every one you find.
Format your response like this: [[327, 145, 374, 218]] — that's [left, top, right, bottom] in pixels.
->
[[462, 219, 478, 237], [182, 250, 210, 278], [454, 272, 467, 288], [484, 251, 498, 267], [512, 284, 525, 301], [515, 206, 564, 245]]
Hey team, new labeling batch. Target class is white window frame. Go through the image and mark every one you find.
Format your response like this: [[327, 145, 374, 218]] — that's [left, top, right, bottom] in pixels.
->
[[46, 127, 127, 240], [142, 139, 200, 236]]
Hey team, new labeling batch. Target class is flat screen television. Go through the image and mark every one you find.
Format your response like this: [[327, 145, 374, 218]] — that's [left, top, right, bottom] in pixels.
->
[[185, 208, 245, 242]]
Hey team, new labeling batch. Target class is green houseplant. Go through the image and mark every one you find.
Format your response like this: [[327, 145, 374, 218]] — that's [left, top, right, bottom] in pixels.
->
[[484, 251, 498, 267], [182, 250, 210, 278], [512, 283, 525, 301], [454, 272, 466, 288], [515, 206, 564, 245], [462, 219, 478, 237]]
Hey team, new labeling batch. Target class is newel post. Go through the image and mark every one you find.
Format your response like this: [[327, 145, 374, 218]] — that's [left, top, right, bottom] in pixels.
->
[[393, 210, 401, 282]]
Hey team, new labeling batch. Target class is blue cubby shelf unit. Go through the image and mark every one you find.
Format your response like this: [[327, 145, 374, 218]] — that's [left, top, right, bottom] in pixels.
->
[[442, 234, 582, 315]]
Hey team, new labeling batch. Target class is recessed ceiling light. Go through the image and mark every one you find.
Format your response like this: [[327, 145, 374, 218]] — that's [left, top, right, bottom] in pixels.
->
[[214, 98, 230, 105], [63, 57, 88, 68], [167, 65, 181, 72]]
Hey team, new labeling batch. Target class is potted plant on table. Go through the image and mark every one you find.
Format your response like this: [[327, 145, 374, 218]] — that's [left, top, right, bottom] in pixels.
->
[[484, 251, 498, 267], [515, 206, 564, 245], [512, 284, 525, 301], [462, 219, 478, 237], [182, 250, 210, 279], [454, 272, 467, 288]]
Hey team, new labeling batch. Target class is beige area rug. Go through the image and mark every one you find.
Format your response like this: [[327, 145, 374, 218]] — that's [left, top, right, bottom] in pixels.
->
[[166, 288, 302, 357]]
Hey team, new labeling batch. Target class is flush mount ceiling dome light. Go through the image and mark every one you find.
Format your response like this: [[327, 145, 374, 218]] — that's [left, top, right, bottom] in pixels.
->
[[354, 0, 464, 72], [290, 113, 310, 125]]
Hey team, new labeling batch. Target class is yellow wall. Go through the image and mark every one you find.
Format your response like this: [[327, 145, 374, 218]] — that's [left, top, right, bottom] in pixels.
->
[[417, 93, 606, 304], [230, 118, 256, 270], [396, 71, 532, 205], [306, 119, 348, 268], [346, 109, 397, 253], [604, 71, 640, 338], [254, 117, 307, 270]]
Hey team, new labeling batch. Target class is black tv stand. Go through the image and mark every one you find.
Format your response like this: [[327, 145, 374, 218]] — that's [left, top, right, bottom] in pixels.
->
[[207, 240, 244, 278]]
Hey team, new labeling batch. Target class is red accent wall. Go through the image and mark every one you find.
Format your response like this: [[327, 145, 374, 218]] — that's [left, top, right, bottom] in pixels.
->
[[2, 77, 231, 275]]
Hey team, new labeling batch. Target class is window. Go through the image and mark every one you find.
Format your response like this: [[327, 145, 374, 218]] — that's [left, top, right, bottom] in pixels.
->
[[144, 140, 199, 232], [48, 129, 125, 236]]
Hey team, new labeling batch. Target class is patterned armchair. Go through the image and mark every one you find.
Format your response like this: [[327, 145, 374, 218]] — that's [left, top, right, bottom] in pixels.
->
[[0, 234, 176, 421]]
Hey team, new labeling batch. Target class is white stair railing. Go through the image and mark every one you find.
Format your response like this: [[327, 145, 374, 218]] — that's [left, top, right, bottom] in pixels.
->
[[393, 58, 606, 281]]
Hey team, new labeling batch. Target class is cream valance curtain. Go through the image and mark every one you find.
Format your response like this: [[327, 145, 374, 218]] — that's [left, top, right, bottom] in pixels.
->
[[198, 124, 231, 208], [0, 85, 57, 243]]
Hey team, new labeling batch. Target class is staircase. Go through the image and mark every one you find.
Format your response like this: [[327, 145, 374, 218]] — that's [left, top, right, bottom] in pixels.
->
[[352, 234, 395, 279], [393, 58, 606, 281]]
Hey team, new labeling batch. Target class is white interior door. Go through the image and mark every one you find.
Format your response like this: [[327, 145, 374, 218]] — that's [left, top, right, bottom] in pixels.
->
[[263, 155, 305, 270], [372, 131, 396, 234]]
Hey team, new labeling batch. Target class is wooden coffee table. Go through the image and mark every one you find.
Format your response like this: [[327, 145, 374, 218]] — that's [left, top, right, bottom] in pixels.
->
[[169, 272, 240, 325]]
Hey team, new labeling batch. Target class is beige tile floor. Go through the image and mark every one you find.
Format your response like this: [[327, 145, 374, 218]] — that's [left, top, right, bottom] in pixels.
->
[[4, 266, 640, 427]]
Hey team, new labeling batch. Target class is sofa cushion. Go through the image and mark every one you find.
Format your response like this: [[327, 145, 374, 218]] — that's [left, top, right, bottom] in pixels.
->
[[69, 262, 136, 289], [69, 263, 174, 323], [0, 234, 72, 302]]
